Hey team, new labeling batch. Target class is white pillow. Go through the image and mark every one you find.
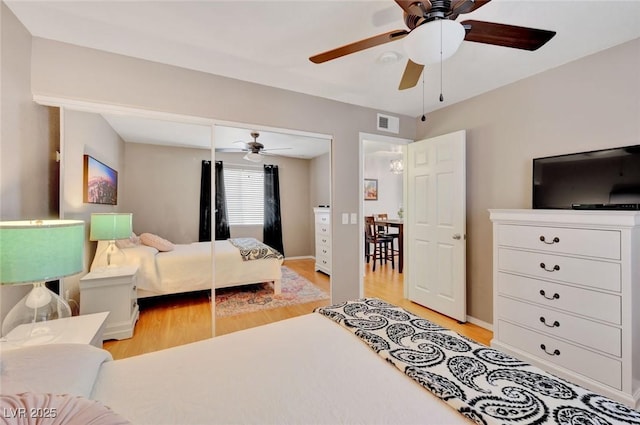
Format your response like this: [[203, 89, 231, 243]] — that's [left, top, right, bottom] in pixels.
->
[[0, 344, 112, 398], [115, 232, 140, 249], [139, 233, 174, 252]]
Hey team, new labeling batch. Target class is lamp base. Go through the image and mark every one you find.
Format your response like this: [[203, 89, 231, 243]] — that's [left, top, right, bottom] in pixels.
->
[[1, 282, 72, 343]]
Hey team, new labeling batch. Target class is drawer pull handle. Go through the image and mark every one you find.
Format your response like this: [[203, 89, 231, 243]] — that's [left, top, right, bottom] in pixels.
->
[[539, 236, 560, 245], [539, 290, 560, 300], [540, 263, 560, 272], [540, 344, 560, 356], [539, 317, 560, 328]]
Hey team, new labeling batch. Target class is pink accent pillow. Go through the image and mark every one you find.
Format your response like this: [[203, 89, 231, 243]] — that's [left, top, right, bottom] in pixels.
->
[[140, 233, 174, 252], [0, 393, 131, 425]]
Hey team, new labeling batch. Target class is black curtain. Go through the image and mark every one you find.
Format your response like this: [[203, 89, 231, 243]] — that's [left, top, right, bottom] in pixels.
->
[[214, 161, 230, 240], [198, 160, 212, 242], [263, 164, 284, 256], [199, 160, 230, 242]]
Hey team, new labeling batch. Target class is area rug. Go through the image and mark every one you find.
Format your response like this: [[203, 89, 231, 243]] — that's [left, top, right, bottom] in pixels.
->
[[214, 266, 329, 317]]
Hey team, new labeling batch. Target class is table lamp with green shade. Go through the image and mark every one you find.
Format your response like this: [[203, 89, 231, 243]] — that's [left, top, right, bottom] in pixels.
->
[[89, 213, 132, 267], [0, 219, 85, 340]]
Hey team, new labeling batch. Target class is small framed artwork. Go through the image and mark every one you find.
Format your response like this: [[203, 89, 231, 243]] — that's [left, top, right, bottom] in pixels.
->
[[83, 155, 118, 205], [364, 178, 378, 201]]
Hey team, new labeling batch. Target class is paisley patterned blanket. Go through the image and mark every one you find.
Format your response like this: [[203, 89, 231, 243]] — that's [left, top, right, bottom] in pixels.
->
[[228, 238, 284, 261], [316, 298, 639, 425]]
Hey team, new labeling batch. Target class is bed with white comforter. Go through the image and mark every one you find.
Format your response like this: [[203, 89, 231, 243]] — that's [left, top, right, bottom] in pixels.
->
[[91, 238, 284, 298], [2, 299, 637, 425]]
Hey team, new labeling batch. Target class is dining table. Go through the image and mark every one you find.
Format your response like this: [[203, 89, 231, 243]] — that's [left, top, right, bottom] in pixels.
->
[[374, 219, 404, 273]]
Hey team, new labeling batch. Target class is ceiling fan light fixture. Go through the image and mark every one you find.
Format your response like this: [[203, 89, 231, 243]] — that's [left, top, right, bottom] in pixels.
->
[[243, 152, 263, 163], [403, 19, 465, 65], [390, 159, 404, 174]]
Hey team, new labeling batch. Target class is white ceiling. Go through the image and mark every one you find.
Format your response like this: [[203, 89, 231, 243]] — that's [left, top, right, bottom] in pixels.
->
[[101, 113, 331, 158], [7, 0, 640, 154]]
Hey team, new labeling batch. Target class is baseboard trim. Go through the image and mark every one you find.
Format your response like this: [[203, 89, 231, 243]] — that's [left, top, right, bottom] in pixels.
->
[[284, 255, 314, 261], [467, 315, 493, 331]]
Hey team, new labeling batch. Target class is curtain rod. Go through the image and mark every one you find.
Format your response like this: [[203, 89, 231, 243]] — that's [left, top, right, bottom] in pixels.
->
[[223, 162, 265, 169]]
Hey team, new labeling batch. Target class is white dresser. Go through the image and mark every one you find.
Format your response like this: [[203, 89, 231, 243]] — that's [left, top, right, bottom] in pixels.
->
[[489, 209, 640, 408], [314, 207, 331, 275]]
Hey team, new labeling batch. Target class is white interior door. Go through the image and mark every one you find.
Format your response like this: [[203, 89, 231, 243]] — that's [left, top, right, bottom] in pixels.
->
[[406, 130, 466, 322]]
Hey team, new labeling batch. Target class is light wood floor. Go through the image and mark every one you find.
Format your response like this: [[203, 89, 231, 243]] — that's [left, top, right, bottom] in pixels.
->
[[103, 258, 492, 359]]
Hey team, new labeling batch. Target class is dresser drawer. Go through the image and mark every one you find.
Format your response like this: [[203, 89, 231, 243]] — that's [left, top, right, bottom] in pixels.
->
[[316, 253, 331, 269], [498, 248, 621, 292], [316, 223, 330, 236], [316, 244, 330, 258], [315, 213, 330, 225], [498, 320, 622, 390], [497, 273, 621, 325], [498, 296, 621, 356], [316, 232, 331, 246], [498, 225, 620, 260]]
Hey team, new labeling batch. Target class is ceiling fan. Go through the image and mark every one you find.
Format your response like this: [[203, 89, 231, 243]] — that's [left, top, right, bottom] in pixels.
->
[[217, 132, 290, 163], [309, 0, 556, 90]]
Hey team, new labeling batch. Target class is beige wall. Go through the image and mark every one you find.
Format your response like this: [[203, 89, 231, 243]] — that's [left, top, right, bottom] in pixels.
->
[[29, 37, 416, 303], [0, 4, 55, 327], [122, 142, 209, 244], [417, 38, 640, 324], [61, 109, 125, 300]]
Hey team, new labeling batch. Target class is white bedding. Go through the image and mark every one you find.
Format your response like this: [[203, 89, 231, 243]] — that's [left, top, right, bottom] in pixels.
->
[[91, 239, 283, 297], [91, 313, 468, 425]]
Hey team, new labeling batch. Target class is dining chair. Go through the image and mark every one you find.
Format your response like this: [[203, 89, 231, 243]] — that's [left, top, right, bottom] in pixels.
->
[[365, 216, 394, 271], [375, 213, 400, 260]]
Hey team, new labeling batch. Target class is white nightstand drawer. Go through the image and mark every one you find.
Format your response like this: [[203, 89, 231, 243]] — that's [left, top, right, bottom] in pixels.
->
[[498, 296, 621, 356], [498, 320, 622, 390], [498, 224, 620, 260], [498, 248, 621, 292], [497, 272, 621, 324]]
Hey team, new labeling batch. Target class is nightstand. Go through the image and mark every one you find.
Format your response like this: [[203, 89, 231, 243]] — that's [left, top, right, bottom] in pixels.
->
[[80, 265, 140, 340], [0, 312, 109, 351]]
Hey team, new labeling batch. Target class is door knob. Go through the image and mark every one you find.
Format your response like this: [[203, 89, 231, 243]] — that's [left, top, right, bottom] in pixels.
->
[[452, 234, 462, 240]]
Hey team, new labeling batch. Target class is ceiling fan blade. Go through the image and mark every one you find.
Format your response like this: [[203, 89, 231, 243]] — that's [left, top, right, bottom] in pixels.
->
[[394, 0, 430, 15], [451, 0, 491, 16], [398, 59, 424, 90], [262, 148, 292, 152], [310, 29, 408, 64], [461, 20, 556, 51], [215, 148, 246, 153]]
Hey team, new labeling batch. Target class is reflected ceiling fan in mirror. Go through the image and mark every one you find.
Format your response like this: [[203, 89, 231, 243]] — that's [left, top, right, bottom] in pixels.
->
[[309, 0, 556, 90], [217, 132, 290, 163]]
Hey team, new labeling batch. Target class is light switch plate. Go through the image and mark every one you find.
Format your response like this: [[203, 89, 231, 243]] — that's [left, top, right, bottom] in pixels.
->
[[350, 213, 357, 224], [342, 213, 349, 225]]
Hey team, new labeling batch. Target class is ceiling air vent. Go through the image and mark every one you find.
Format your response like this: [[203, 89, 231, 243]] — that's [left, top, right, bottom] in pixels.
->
[[377, 113, 399, 134]]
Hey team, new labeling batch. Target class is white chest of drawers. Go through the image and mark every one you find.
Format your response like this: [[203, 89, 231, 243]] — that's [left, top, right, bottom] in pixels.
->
[[314, 207, 331, 275], [489, 209, 640, 408]]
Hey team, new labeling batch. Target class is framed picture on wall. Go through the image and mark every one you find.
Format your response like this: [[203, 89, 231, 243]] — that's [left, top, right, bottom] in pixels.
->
[[364, 178, 378, 201], [83, 154, 118, 205]]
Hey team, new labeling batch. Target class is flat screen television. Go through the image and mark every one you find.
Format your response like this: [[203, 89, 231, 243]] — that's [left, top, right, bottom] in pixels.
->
[[532, 144, 640, 210]]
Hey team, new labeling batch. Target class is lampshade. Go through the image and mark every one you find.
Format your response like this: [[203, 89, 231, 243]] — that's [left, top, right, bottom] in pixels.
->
[[0, 220, 84, 339], [90, 213, 132, 241], [0, 220, 84, 284], [403, 19, 465, 65], [244, 152, 263, 163]]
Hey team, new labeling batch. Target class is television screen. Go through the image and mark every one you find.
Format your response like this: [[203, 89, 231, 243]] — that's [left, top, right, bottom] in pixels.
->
[[532, 145, 640, 210]]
